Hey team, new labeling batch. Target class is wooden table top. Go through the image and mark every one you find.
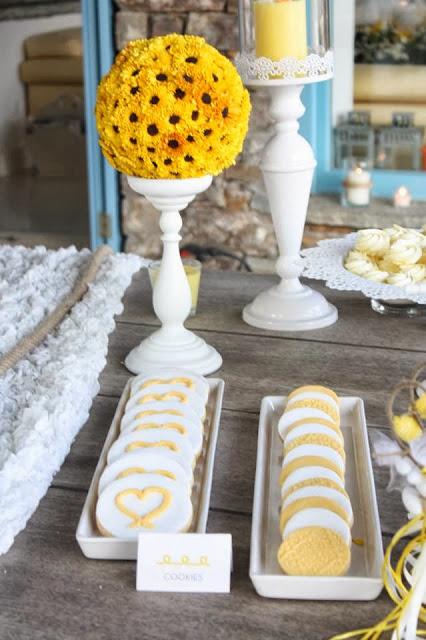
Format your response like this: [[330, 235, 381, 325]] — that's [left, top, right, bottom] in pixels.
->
[[1, 270, 424, 640]]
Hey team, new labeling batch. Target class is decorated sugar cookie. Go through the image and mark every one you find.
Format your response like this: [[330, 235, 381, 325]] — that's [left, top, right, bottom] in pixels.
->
[[121, 413, 203, 457], [280, 443, 346, 484], [98, 450, 193, 495], [281, 466, 346, 500], [107, 428, 194, 473], [286, 417, 342, 438], [278, 508, 351, 576], [126, 383, 206, 419], [280, 485, 354, 532], [278, 406, 339, 439], [130, 369, 209, 404], [285, 397, 339, 426], [96, 474, 193, 538], [284, 433, 346, 460], [120, 400, 201, 432], [287, 386, 339, 413], [284, 422, 344, 449]]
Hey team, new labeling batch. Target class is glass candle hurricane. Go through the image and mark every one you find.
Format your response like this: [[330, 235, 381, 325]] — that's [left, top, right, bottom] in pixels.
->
[[238, 0, 332, 82]]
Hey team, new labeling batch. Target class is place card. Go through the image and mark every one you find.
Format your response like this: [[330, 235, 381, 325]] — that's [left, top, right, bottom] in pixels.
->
[[136, 533, 232, 593]]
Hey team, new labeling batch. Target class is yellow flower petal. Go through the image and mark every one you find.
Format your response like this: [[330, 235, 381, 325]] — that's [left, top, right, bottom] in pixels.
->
[[414, 394, 426, 419], [393, 414, 423, 443]]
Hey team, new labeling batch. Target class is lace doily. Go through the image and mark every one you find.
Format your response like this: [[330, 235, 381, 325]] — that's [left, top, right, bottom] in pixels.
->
[[0, 245, 146, 554], [235, 50, 334, 83], [301, 234, 426, 304]]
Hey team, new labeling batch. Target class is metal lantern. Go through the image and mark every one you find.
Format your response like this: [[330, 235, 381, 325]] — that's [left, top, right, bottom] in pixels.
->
[[376, 113, 424, 172], [334, 111, 375, 170]]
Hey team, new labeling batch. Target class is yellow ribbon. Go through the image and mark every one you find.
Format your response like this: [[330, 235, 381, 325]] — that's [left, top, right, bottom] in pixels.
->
[[329, 513, 426, 640]]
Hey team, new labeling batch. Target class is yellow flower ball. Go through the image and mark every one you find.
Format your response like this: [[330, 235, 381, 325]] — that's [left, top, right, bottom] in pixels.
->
[[393, 414, 423, 443], [95, 34, 251, 179], [414, 393, 426, 419]]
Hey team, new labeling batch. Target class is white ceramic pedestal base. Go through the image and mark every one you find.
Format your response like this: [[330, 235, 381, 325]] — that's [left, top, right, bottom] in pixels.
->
[[243, 283, 337, 331], [125, 175, 222, 376], [125, 327, 222, 376]]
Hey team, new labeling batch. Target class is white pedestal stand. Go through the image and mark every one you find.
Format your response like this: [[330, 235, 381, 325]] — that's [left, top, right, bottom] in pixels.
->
[[125, 175, 222, 376], [243, 80, 337, 331]]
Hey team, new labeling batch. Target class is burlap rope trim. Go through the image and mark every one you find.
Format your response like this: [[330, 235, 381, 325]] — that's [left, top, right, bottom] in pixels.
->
[[0, 245, 113, 376]]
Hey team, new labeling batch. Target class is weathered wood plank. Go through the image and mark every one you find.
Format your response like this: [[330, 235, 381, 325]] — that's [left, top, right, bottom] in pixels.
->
[[99, 322, 425, 424], [53, 398, 406, 535], [0, 486, 397, 640], [118, 270, 426, 352]]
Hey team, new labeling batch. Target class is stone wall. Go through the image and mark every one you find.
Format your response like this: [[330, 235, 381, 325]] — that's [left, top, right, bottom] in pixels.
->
[[115, 0, 282, 263]]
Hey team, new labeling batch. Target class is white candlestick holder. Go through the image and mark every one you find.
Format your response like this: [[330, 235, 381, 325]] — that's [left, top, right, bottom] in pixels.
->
[[237, 0, 337, 331], [241, 79, 337, 331], [124, 175, 222, 376]]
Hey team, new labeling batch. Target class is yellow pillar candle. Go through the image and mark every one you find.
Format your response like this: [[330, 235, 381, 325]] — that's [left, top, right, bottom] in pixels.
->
[[254, 0, 308, 61]]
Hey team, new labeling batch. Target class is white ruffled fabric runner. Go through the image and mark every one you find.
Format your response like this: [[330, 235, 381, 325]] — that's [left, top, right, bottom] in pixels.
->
[[0, 245, 146, 554]]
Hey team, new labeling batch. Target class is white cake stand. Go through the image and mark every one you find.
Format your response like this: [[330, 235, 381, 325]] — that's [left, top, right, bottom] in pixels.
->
[[125, 175, 222, 376], [238, 72, 337, 331]]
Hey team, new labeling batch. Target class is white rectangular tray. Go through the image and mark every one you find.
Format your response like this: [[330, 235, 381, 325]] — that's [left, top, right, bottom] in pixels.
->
[[250, 396, 384, 600], [76, 377, 224, 560]]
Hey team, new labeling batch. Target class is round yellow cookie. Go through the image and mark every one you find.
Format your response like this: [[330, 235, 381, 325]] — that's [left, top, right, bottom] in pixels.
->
[[278, 528, 351, 576]]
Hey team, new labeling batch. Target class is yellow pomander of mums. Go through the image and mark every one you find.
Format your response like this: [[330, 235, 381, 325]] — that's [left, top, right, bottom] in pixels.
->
[[95, 34, 251, 179], [392, 414, 423, 443]]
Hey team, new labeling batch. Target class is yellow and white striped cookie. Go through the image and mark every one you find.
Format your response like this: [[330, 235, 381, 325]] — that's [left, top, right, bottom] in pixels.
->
[[280, 444, 345, 484], [287, 385, 339, 413], [284, 433, 346, 461], [279, 485, 354, 533], [130, 368, 209, 404], [278, 405, 339, 439], [126, 383, 206, 419], [107, 428, 195, 472], [278, 508, 351, 576], [286, 417, 342, 438], [121, 413, 203, 458], [286, 398, 339, 425], [98, 450, 193, 495], [284, 421, 344, 450], [280, 466, 346, 500], [121, 400, 201, 432]]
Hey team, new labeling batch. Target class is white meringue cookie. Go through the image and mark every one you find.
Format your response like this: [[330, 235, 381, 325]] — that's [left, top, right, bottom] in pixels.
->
[[387, 272, 414, 287], [400, 229, 426, 249], [364, 268, 389, 283], [401, 263, 426, 283], [355, 229, 390, 257], [344, 251, 377, 277], [388, 239, 422, 266], [384, 225, 406, 241], [378, 256, 400, 274]]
